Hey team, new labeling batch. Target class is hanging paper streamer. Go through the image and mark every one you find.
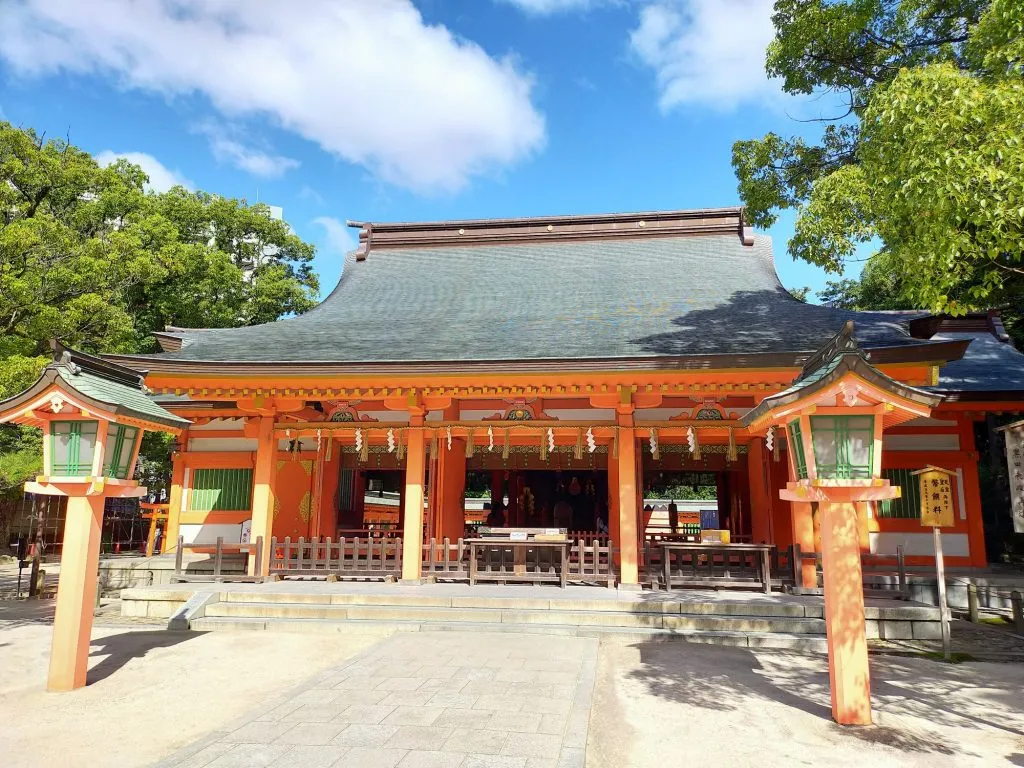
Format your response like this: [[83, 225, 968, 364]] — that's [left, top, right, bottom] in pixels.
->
[[586, 427, 596, 453], [446, 426, 452, 452], [387, 428, 395, 453], [488, 426, 494, 452], [358, 428, 369, 462], [502, 428, 510, 460], [547, 428, 555, 453], [649, 428, 660, 460], [465, 430, 475, 458], [540, 429, 548, 461], [727, 427, 737, 462], [355, 428, 363, 453], [316, 429, 322, 452], [285, 428, 292, 439], [687, 426, 701, 460], [765, 426, 774, 453], [574, 428, 583, 460]]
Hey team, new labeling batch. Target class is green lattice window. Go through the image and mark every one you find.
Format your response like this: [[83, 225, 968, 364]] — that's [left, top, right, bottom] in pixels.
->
[[810, 415, 874, 479], [878, 468, 922, 519], [50, 421, 98, 475], [103, 424, 139, 479], [787, 420, 808, 479], [190, 468, 253, 512]]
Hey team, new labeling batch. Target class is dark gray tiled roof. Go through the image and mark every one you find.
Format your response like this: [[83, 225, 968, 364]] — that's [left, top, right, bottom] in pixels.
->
[[931, 332, 1024, 392], [148, 234, 932, 363]]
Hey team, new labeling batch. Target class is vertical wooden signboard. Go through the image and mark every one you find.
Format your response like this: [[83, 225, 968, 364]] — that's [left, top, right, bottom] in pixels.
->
[[913, 467, 956, 660]]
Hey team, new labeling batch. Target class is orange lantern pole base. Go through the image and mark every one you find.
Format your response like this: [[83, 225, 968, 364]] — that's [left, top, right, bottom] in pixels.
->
[[820, 500, 872, 725], [47, 494, 105, 692]]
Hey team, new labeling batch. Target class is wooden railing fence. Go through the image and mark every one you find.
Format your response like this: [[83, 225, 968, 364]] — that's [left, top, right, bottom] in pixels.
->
[[269, 536, 403, 578]]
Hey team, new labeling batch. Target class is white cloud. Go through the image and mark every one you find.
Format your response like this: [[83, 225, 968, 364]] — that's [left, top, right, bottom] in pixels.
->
[[196, 123, 300, 178], [93, 150, 193, 192], [499, 0, 604, 13], [630, 0, 779, 112], [313, 216, 356, 258], [0, 0, 546, 193]]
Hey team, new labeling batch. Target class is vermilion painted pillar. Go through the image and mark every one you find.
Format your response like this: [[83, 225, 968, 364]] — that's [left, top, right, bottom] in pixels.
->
[[607, 447, 621, 564], [747, 441, 771, 544], [791, 501, 817, 589], [164, 441, 186, 553], [437, 439, 467, 542], [820, 500, 872, 725], [401, 425, 426, 581], [248, 416, 276, 577], [48, 494, 105, 691], [855, 502, 872, 553], [617, 418, 640, 586], [959, 418, 988, 567]]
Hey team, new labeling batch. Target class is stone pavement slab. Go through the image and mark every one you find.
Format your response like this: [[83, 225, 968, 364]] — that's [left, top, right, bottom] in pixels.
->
[[158, 630, 598, 768]]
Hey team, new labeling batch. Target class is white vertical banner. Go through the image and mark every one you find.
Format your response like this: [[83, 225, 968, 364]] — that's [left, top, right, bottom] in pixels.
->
[[1006, 427, 1024, 534]]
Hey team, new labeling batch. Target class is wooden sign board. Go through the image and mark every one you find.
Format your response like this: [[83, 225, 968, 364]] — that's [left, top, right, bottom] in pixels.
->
[[913, 467, 956, 528]]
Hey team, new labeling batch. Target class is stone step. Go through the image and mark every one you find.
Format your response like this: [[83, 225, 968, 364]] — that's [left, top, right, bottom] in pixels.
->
[[201, 601, 828, 634], [187, 616, 831, 653], [207, 591, 824, 617]]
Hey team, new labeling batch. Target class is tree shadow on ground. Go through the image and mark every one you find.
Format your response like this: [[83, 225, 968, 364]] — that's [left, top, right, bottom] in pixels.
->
[[626, 640, 994, 756], [87, 630, 203, 684]]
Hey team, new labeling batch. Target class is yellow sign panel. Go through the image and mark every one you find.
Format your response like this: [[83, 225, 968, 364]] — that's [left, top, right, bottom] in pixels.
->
[[917, 468, 955, 528]]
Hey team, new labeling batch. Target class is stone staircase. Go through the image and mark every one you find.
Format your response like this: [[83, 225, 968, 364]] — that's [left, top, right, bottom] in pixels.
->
[[120, 586, 943, 652]]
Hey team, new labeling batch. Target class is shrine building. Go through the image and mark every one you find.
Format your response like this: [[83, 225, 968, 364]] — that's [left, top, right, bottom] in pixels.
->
[[104, 207, 1024, 584]]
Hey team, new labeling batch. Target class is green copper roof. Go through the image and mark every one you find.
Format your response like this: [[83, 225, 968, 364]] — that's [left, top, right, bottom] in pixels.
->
[[0, 347, 189, 430]]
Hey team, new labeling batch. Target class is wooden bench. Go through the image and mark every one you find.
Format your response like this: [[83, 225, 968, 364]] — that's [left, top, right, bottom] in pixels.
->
[[468, 529, 571, 587], [660, 542, 774, 593]]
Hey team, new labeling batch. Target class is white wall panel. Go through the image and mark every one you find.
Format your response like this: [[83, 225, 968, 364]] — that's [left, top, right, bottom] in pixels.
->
[[870, 532, 969, 557], [179, 523, 245, 545]]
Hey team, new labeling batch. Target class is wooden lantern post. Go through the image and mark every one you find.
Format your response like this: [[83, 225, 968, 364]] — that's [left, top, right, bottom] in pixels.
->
[[744, 323, 943, 725], [0, 347, 188, 691]]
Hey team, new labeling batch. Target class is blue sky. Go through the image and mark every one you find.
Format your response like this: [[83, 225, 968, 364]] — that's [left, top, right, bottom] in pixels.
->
[[0, 0, 861, 300]]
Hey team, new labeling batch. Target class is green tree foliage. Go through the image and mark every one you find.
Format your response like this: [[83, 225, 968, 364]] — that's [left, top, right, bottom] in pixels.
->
[[733, 0, 1023, 334], [0, 122, 320, 493]]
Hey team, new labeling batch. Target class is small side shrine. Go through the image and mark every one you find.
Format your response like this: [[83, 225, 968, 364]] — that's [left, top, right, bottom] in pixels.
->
[[0, 345, 188, 691], [744, 323, 942, 725]]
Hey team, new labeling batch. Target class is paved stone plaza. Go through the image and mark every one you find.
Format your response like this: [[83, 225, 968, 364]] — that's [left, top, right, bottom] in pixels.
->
[[159, 631, 596, 768]]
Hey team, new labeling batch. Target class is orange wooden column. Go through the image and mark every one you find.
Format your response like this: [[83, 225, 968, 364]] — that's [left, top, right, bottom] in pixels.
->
[[248, 416, 276, 577], [791, 501, 817, 589], [958, 417, 988, 567], [436, 439, 467, 543], [48, 494, 105, 691], [616, 418, 640, 587], [164, 437, 187, 552], [820, 500, 872, 725], [747, 440, 771, 544], [401, 423, 427, 581], [855, 502, 872, 553], [607, 447, 621, 564]]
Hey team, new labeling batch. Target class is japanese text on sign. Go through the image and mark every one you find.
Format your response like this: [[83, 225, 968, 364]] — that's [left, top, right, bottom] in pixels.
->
[[918, 468, 955, 528]]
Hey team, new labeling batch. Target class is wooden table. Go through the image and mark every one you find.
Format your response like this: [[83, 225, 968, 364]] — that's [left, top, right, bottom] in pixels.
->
[[660, 542, 773, 594], [467, 538, 570, 588]]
